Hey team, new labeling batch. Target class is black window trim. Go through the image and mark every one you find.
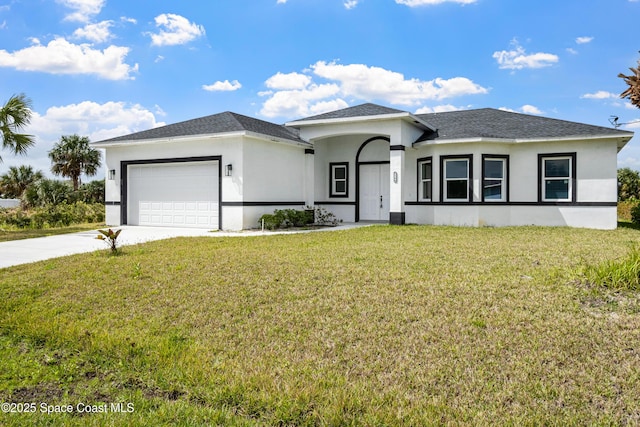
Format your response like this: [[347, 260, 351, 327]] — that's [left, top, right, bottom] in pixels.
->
[[440, 154, 473, 203], [417, 156, 433, 203], [329, 162, 349, 198], [481, 154, 510, 203], [537, 152, 577, 203]]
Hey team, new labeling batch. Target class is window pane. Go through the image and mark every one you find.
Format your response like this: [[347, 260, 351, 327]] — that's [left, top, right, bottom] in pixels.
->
[[545, 159, 569, 178], [334, 166, 346, 180], [335, 181, 346, 193], [421, 162, 431, 179], [484, 159, 504, 179], [446, 160, 468, 179], [545, 179, 569, 199], [447, 180, 468, 199], [483, 180, 502, 199], [422, 181, 432, 200]]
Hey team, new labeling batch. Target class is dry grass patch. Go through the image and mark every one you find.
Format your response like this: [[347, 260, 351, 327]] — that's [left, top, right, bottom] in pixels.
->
[[1, 225, 640, 425]]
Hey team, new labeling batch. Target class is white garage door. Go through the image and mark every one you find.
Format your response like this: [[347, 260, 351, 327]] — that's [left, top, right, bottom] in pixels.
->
[[128, 161, 219, 229]]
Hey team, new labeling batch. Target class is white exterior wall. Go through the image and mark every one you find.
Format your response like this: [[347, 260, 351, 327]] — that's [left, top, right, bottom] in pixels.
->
[[241, 137, 308, 229], [102, 135, 308, 231], [404, 138, 620, 229]]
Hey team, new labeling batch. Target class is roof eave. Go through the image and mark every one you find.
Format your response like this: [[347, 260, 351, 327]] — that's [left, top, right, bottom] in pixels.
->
[[92, 130, 310, 148], [413, 132, 634, 148], [287, 112, 436, 131]]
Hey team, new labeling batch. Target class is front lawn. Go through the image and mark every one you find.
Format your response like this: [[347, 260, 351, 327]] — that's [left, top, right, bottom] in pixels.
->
[[1, 225, 639, 425]]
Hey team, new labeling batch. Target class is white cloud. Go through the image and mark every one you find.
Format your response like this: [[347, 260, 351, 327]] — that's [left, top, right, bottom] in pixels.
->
[[566, 48, 578, 55], [265, 72, 312, 90], [260, 83, 342, 118], [57, 0, 105, 22], [259, 61, 487, 119], [2, 101, 163, 177], [415, 104, 466, 114], [499, 105, 543, 115], [277, 0, 287, 3], [0, 37, 138, 80], [202, 80, 242, 92], [576, 36, 594, 44], [344, 0, 359, 9], [311, 61, 488, 104], [493, 40, 558, 70], [148, 14, 205, 46], [581, 91, 618, 100], [72, 20, 114, 43], [396, 0, 476, 5], [521, 104, 543, 115]]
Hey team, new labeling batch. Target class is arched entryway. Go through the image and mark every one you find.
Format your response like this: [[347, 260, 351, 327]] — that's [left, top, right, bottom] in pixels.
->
[[355, 136, 390, 222]]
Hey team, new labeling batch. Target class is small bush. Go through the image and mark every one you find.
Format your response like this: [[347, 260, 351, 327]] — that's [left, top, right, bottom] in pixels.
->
[[258, 209, 315, 230], [631, 203, 640, 225], [618, 200, 638, 222], [579, 246, 640, 291]]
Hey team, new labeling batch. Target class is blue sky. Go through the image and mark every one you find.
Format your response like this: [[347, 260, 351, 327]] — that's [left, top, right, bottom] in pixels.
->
[[1, 0, 639, 177]]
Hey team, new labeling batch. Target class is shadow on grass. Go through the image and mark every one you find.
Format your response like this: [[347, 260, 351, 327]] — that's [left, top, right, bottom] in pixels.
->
[[617, 220, 640, 231]]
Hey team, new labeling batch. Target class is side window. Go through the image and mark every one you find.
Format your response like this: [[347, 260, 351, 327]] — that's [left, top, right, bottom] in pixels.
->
[[418, 157, 432, 201], [330, 162, 349, 197], [539, 154, 575, 202], [482, 155, 508, 202], [441, 156, 472, 202]]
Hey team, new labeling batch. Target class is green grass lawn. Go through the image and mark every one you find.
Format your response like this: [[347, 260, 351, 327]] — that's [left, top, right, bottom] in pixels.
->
[[1, 225, 640, 426], [0, 223, 104, 242]]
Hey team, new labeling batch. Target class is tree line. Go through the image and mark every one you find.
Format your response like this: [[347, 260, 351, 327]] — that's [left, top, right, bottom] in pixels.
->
[[0, 94, 102, 207]]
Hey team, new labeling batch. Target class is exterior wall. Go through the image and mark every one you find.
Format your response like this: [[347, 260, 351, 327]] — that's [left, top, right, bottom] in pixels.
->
[[102, 135, 308, 231], [313, 134, 389, 223], [404, 138, 620, 229]]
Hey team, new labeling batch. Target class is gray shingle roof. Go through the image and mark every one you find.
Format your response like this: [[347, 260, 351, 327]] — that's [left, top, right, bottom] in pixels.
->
[[95, 111, 307, 145], [415, 108, 631, 142], [289, 103, 407, 122]]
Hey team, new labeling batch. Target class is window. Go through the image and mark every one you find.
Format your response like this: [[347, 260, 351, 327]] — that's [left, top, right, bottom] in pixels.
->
[[441, 155, 472, 202], [539, 153, 575, 202], [418, 157, 432, 201], [330, 162, 349, 197], [482, 155, 508, 202]]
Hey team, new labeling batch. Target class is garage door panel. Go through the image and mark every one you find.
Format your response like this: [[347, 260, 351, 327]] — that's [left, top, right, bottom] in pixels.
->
[[128, 161, 219, 229]]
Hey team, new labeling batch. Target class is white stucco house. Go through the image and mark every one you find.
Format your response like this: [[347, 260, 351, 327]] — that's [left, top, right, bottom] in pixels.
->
[[93, 103, 634, 230]]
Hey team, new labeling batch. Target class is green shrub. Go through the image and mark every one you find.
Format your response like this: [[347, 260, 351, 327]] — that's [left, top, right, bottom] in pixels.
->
[[258, 209, 314, 230], [619, 200, 639, 222], [631, 203, 640, 225], [579, 245, 640, 291], [0, 202, 104, 229]]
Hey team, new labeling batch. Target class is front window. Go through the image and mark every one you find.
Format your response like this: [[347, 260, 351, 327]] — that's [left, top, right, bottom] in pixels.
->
[[540, 154, 574, 202], [418, 158, 432, 201], [482, 156, 508, 202], [330, 162, 349, 197], [442, 156, 472, 202]]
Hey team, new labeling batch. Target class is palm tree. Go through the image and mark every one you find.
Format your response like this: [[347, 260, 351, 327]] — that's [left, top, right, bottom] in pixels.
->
[[0, 94, 35, 163], [49, 134, 101, 191], [0, 165, 43, 199], [619, 56, 640, 109]]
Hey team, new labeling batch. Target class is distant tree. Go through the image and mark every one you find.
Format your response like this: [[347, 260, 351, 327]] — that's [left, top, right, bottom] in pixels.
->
[[618, 167, 640, 201], [619, 56, 640, 109], [79, 179, 105, 204], [49, 134, 101, 191], [0, 94, 35, 163], [22, 179, 73, 208], [0, 165, 43, 199]]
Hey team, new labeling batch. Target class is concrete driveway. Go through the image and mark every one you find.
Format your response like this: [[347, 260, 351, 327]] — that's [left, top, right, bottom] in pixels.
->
[[0, 223, 369, 269]]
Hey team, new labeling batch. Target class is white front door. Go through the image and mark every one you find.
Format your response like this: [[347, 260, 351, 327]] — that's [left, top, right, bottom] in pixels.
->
[[359, 163, 390, 221]]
